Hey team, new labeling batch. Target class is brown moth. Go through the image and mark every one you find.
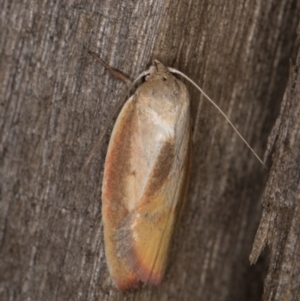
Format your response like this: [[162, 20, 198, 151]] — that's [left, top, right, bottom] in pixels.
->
[[89, 53, 264, 290]]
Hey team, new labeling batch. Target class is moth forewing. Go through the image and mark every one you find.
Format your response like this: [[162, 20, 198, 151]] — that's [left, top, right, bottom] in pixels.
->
[[101, 61, 191, 290], [88, 51, 264, 291]]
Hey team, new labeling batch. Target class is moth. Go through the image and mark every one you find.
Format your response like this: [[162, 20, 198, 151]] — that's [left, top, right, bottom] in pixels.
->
[[101, 60, 190, 290], [89, 52, 264, 291]]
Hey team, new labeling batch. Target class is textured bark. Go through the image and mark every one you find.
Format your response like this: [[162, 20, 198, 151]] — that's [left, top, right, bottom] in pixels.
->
[[0, 1, 299, 301], [250, 41, 300, 301]]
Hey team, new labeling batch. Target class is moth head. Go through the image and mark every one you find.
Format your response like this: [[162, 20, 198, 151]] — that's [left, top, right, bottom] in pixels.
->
[[145, 60, 170, 81]]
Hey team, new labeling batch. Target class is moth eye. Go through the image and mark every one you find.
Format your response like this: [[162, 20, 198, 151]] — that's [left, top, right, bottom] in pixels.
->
[[162, 77, 167, 81]]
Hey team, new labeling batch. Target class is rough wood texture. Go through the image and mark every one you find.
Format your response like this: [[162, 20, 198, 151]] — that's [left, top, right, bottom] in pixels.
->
[[0, 1, 299, 300], [250, 40, 300, 301]]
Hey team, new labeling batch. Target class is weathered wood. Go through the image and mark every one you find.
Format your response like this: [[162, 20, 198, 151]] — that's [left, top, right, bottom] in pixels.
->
[[250, 42, 300, 301], [0, 1, 299, 300]]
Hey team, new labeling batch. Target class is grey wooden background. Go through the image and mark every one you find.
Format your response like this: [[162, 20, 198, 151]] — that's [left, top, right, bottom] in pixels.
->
[[1, 0, 299, 300]]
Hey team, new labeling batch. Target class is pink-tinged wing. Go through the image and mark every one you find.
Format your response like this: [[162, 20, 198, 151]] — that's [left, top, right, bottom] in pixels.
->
[[102, 95, 140, 290], [102, 64, 190, 290], [117, 132, 191, 286]]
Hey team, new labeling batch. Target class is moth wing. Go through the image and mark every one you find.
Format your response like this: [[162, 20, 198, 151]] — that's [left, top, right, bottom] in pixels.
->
[[102, 95, 141, 290], [118, 132, 191, 285], [112, 86, 191, 284], [102, 68, 191, 290]]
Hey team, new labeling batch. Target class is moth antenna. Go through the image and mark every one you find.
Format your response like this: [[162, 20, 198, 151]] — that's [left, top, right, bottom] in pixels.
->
[[168, 67, 265, 168], [130, 69, 152, 89]]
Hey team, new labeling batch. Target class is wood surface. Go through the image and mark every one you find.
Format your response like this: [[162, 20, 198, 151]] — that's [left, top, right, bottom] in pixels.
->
[[1, 1, 299, 300]]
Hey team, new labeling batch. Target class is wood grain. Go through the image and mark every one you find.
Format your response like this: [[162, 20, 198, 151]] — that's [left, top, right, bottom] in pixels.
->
[[0, 0, 299, 300]]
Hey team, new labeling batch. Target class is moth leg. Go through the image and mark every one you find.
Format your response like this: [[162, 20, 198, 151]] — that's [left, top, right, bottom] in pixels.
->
[[88, 50, 132, 85]]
